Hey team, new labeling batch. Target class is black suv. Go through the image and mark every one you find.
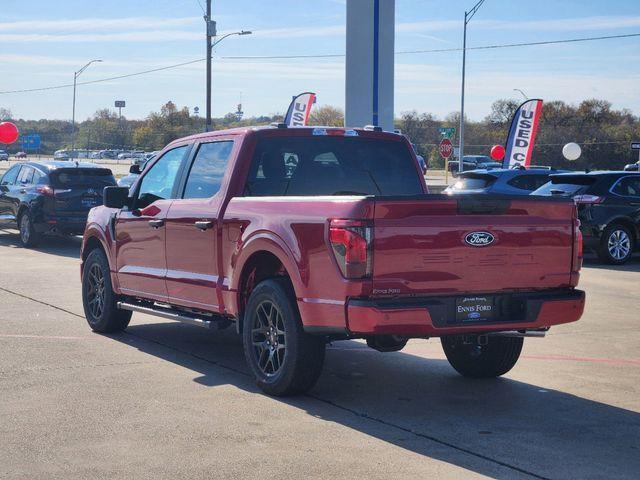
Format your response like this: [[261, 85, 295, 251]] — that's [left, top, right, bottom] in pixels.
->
[[533, 172, 640, 264], [0, 161, 116, 247]]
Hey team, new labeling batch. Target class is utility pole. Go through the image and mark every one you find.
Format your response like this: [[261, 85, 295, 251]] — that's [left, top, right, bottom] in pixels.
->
[[203, 1, 251, 132], [71, 59, 102, 151], [205, 0, 214, 132], [458, 0, 485, 173]]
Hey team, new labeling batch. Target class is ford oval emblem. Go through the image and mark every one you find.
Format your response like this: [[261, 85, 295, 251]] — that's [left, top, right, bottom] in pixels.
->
[[465, 231, 495, 247]]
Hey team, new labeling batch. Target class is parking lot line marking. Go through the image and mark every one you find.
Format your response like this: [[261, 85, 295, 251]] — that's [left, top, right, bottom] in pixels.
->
[[0, 286, 84, 319], [522, 354, 640, 366], [0, 334, 89, 340]]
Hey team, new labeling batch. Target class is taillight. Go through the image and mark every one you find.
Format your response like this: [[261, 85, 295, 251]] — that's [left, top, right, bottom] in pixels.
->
[[329, 219, 372, 279], [36, 185, 54, 196], [573, 218, 583, 273], [573, 194, 603, 204]]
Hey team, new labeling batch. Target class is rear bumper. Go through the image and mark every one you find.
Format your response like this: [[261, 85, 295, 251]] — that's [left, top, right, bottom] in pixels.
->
[[35, 215, 88, 235], [345, 289, 585, 336]]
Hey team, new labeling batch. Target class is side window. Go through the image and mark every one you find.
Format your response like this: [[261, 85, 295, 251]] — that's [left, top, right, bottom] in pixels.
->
[[33, 170, 45, 184], [507, 175, 534, 191], [1, 165, 21, 185], [182, 141, 233, 199], [532, 175, 551, 190], [17, 166, 34, 185], [136, 146, 188, 208], [629, 178, 640, 196], [613, 177, 640, 197]]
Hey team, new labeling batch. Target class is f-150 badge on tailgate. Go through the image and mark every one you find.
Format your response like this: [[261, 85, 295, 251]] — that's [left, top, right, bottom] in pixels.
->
[[465, 231, 495, 247]]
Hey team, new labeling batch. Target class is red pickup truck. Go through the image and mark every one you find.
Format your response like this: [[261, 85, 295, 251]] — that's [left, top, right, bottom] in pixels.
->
[[81, 126, 585, 396]]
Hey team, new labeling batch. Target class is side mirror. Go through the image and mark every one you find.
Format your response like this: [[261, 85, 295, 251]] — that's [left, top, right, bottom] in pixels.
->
[[129, 164, 141, 174], [103, 186, 130, 209]]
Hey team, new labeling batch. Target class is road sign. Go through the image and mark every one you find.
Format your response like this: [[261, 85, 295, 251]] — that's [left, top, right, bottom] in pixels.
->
[[631, 142, 640, 150], [21, 134, 41, 151], [114, 100, 126, 108], [439, 127, 456, 138], [439, 138, 453, 159]]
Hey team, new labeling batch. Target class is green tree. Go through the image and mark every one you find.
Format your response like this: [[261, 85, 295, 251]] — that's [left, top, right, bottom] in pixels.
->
[[309, 105, 344, 126]]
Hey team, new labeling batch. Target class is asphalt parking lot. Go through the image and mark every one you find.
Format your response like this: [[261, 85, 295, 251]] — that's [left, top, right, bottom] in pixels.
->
[[0, 229, 638, 480]]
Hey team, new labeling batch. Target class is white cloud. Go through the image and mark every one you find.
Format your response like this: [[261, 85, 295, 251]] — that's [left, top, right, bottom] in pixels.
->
[[251, 25, 345, 39], [1, 13, 638, 45], [0, 30, 202, 43], [0, 16, 201, 32]]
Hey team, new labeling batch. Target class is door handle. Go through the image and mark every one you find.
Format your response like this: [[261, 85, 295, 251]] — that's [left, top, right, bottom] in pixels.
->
[[194, 220, 213, 231], [20, 189, 27, 194], [148, 219, 165, 229]]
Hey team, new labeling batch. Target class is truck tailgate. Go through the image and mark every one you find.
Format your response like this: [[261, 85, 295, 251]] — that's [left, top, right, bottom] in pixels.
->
[[372, 195, 575, 296]]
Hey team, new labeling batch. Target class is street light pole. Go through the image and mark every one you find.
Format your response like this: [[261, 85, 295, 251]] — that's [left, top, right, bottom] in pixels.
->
[[204, 0, 251, 132], [514, 88, 529, 101], [458, 0, 485, 174], [71, 59, 102, 151]]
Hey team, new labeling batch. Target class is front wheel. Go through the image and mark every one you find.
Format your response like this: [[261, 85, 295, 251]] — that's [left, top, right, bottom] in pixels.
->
[[243, 278, 325, 396], [82, 248, 131, 333], [597, 224, 634, 264], [441, 335, 523, 378]]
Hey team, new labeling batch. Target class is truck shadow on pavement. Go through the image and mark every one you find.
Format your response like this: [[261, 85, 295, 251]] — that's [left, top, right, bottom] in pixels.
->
[[0, 229, 82, 259], [111, 322, 640, 480]]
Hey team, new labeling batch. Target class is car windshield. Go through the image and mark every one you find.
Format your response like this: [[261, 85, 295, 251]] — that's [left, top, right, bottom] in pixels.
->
[[50, 169, 116, 188], [532, 175, 596, 196], [245, 136, 423, 196]]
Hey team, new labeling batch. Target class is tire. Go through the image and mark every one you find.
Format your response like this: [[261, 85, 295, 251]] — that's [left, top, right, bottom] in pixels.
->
[[82, 248, 131, 333], [243, 278, 325, 396], [597, 224, 634, 265], [18, 210, 42, 248], [441, 335, 523, 378]]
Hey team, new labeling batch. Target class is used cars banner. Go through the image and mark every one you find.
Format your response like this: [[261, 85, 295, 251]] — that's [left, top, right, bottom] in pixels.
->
[[503, 99, 543, 169], [284, 92, 316, 127]]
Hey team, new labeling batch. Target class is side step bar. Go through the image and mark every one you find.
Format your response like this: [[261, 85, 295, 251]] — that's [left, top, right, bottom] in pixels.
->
[[117, 301, 222, 329]]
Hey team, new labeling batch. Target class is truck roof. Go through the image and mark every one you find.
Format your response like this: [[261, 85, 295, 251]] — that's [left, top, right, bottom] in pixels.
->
[[167, 126, 405, 148]]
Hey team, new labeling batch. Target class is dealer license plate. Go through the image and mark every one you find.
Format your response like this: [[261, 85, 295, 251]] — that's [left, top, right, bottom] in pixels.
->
[[455, 296, 496, 322]]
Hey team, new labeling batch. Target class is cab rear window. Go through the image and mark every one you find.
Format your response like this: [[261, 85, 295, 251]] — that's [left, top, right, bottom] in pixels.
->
[[244, 136, 423, 196], [50, 169, 116, 188]]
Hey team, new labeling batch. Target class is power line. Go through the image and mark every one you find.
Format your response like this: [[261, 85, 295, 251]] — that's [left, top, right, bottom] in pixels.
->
[[0, 58, 206, 94], [223, 32, 640, 59], [400, 32, 640, 56], [195, 0, 206, 15], [1, 32, 639, 95]]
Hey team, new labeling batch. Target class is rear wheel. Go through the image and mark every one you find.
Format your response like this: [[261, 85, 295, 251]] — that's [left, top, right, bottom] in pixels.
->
[[441, 335, 523, 378], [597, 224, 634, 264], [82, 248, 131, 333], [18, 210, 41, 248], [243, 278, 325, 396]]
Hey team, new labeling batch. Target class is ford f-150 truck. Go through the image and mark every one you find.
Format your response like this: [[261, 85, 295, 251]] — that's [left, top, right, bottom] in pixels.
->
[[80, 125, 585, 396]]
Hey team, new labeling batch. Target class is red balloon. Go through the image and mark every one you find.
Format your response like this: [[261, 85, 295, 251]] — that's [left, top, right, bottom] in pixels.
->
[[490, 144, 505, 161], [0, 122, 19, 144]]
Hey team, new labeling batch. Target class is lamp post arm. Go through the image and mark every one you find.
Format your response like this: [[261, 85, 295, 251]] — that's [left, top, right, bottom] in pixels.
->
[[465, 0, 486, 24]]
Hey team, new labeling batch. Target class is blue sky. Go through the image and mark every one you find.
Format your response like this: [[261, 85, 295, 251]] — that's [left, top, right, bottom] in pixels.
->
[[1, 0, 639, 121]]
